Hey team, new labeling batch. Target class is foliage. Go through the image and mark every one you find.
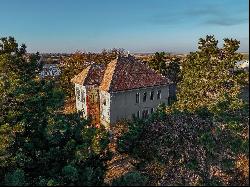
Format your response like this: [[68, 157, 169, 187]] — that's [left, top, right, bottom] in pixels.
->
[[117, 119, 144, 153], [117, 104, 167, 155], [4, 169, 26, 186], [1, 35, 248, 186], [117, 100, 249, 185], [0, 36, 110, 186], [148, 52, 181, 84], [165, 59, 181, 83], [148, 52, 167, 75], [174, 35, 248, 112], [111, 171, 148, 186]]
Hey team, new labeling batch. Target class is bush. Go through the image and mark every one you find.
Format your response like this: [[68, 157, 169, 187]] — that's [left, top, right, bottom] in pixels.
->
[[111, 171, 148, 186], [4, 169, 25, 186]]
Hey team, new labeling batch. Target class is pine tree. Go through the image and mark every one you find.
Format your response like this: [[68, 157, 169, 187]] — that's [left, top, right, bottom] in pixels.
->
[[174, 35, 247, 112]]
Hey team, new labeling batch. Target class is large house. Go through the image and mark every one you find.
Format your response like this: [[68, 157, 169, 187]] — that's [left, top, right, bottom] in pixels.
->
[[71, 55, 172, 129]]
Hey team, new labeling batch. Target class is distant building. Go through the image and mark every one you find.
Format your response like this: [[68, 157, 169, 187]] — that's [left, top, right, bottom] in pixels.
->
[[71, 55, 172, 129], [39, 64, 61, 78], [236, 60, 249, 71]]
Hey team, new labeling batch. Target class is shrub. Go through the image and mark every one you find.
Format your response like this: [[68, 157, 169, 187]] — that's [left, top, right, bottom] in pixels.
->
[[111, 171, 148, 186]]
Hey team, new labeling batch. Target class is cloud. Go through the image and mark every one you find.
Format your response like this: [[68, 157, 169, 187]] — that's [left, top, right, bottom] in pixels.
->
[[185, 5, 221, 16], [204, 17, 248, 26], [148, 3, 248, 27], [186, 4, 248, 26]]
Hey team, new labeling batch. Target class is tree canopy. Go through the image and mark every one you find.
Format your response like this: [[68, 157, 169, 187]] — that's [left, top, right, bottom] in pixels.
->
[[0, 36, 110, 186], [174, 35, 247, 112]]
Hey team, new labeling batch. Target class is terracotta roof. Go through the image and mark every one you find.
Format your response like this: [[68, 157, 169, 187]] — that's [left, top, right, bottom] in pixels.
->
[[84, 64, 106, 85], [99, 59, 117, 91], [71, 66, 91, 85], [100, 55, 170, 92], [71, 64, 105, 86]]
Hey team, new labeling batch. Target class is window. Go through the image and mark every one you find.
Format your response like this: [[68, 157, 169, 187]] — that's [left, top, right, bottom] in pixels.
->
[[157, 90, 161, 99], [151, 108, 154, 114], [137, 111, 140, 118], [150, 91, 154, 100], [76, 87, 81, 101], [142, 110, 148, 118], [103, 98, 106, 106], [143, 92, 147, 102], [81, 90, 85, 103], [136, 93, 140, 103]]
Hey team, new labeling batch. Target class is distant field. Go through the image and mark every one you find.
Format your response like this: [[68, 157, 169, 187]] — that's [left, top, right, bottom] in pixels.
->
[[242, 53, 249, 60]]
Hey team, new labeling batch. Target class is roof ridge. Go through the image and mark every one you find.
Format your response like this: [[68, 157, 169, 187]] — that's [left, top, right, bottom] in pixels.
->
[[82, 65, 92, 85], [71, 65, 91, 85], [99, 58, 118, 91], [108, 59, 119, 91]]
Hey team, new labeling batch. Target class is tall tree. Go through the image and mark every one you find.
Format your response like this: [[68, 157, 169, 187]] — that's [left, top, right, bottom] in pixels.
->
[[0, 37, 110, 186], [174, 35, 247, 112], [165, 58, 181, 84], [148, 52, 167, 75]]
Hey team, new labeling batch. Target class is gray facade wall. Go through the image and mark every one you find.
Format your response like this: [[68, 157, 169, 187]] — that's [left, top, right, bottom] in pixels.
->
[[109, 85, 170, 125]]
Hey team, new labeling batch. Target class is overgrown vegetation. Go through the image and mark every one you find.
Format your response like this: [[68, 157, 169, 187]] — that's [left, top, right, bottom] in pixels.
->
[[115, 36, 249, 186], [0, 35, 248, 186], [0, 37, 110, 186], [116, 103, 249, 185]]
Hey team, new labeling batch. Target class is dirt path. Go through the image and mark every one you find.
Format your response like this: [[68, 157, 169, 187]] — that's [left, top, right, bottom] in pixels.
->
[[104, 128, 138, 185]]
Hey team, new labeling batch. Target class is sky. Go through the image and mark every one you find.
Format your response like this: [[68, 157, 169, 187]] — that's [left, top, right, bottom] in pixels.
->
[[0, 0, 249, 53]]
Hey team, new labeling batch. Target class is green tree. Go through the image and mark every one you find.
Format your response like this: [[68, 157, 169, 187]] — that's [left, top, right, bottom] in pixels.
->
[[165, 59, 181, 84], [4, 169, 26, 186], [174, 35, 246, 112], [112, 171, 148, 186], [148, 52, 167, 75], [0, 37, 110, 186]]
